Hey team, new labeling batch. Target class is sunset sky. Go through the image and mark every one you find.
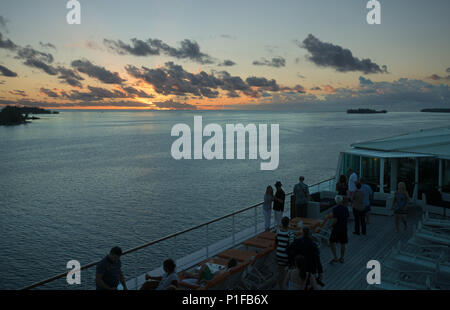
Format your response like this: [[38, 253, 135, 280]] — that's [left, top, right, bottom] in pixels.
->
[[0, 0, 449, 110]]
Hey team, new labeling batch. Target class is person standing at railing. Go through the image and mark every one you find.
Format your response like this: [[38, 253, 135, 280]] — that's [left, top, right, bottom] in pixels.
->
[[263, 186, 274, 231], [95, 246, 128, 290], [336, 175, 348, 196], [348, 168, 358, 201], [273, 181, 285, 228], [293, 176, 311, 218]]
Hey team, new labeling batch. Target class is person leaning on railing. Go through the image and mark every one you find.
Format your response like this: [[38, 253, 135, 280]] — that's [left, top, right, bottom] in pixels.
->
[[95, 246, 128, 290]]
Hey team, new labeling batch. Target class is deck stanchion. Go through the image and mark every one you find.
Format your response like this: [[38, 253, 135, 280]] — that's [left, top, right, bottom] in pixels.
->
[[232, 214, 235, 246], [254, 207, 257, 235], [206, 224, 209, 258], [135, 250, 138, 289]]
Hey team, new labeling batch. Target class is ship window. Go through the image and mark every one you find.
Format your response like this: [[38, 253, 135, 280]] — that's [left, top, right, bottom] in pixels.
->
[[398, 158, 415, 197], [342, 153, 360, 177], [418, 158, 439, 199], [443, 160, 450, 193], [361, 157, 380, 192]]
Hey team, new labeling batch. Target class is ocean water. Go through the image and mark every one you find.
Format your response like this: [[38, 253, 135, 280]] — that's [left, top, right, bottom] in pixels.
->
[[1, 110, 449, 289]]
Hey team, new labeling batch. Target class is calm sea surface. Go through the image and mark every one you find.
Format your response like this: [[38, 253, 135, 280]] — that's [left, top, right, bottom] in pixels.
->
[[1, 110, 449, 289]]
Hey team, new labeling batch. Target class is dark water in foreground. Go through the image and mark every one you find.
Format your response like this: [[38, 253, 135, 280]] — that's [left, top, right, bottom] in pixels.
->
[[1, 110, 449, 289]]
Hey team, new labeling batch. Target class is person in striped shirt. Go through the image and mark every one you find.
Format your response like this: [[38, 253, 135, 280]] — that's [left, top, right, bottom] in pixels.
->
[[275, 216, 295, 289]]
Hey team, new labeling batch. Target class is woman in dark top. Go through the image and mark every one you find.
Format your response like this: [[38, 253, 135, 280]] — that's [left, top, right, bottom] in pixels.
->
[[336, 175, 348, 196]]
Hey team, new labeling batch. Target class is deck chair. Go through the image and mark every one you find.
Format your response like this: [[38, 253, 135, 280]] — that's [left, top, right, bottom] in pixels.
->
[[392, 249, 450, 277], [422, 212, 450, 229], [198, 270, 231, 290], [223, 262, 250, 290], [414, 224, 450, 246]]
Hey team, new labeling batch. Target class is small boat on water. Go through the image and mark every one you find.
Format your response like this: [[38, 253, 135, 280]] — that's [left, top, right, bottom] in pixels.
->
[[347, 108, 387, 114]]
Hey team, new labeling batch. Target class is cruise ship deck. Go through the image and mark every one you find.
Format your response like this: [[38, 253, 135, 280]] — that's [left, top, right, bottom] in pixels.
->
[[307, 206, 423, 290]]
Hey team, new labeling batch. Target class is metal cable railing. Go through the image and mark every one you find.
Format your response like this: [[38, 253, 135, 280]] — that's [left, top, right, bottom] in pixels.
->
[[21, 176, 335, 290]]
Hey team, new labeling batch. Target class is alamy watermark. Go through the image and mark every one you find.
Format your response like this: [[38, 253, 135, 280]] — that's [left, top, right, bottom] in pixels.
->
[[170, 116, 279, 171], [66, 1, 380, 26], [66, 0, 81, 25], [366, 0, 381, 25]]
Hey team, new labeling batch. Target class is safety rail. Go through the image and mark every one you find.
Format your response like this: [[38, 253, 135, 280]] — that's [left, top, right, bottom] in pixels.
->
[[21, 176, 335, 290]]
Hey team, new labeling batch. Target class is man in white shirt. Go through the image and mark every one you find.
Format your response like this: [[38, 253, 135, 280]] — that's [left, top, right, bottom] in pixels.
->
[[348, 167, 358, 199]]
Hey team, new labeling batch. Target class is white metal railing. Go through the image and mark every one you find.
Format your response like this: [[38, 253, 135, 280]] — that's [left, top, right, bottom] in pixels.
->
[[21, 176, 335, 290]]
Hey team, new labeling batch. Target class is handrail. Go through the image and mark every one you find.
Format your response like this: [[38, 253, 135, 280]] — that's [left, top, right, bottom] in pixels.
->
[[21, 177, 335, 290]]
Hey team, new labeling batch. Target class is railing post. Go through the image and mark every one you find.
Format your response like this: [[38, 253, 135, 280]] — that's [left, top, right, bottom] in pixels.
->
[[206, 224, 209, 258], [232, 214, 235, 246], [254, 206, 257, 235], [135, 251, 138, 290]]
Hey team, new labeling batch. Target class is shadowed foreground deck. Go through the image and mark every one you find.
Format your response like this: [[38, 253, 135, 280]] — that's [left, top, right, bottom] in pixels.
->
[[295, 206, 423, 290]]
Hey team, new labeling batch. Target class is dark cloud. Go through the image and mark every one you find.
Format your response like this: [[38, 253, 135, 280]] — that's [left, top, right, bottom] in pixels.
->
[[126, 62, 223, 98], [9, 90, 27, 97], [249, 77, 449, 111], [125, 62, 287, 99], [152, 100, 197, 110], [218, 60, 236, 67], [125, 61, 300, 99], [0, 34, 61, 77], [56, 67, 84, 88], [121, 86, 154, 98], [71, 59, 125, 84], [24, 58, 58, 75], [359, 76, 374, 85], [299, 34, 388, 74], [104, 38, 214, 64], [246, 76, 279, 91], [252, 57, 286, 68], [16, 46, 54, 63], [104, 38, 159, 56], [39, 42, 57, 50], [216, 71, 248, 92], [62, 86, 130, 101], [40, 88, 59, 98], [282, 84, 305, 94], [0, 32, 17, 50], [0, 64, 18, 77], [310, 86, 321, 91]]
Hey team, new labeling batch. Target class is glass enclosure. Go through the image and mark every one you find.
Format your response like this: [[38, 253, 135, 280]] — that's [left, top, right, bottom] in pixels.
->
[[342, 153, 360, 177], [341, 153, 445, 196], [361, 157, 380, 192], [418, 158, 439, 199], [397, 158, 416, 197]]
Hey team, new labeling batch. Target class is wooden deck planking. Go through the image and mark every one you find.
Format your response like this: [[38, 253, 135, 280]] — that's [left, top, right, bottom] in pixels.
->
[[316, 206, 423, 290]]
